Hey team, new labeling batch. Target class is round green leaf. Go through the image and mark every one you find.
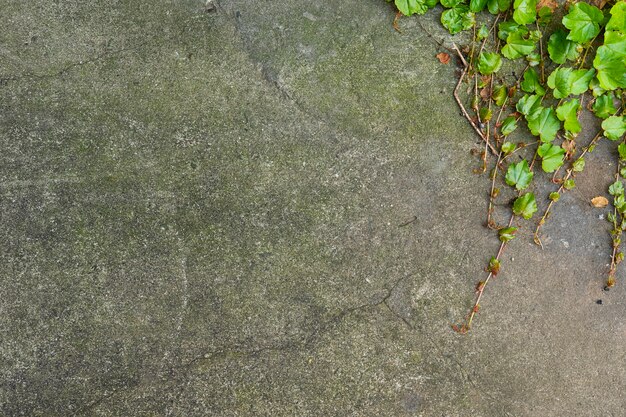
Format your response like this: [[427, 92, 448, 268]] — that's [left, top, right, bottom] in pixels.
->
[[547, 30, 580, 64], [606, 1, 626, 32], [395, 0, 429, 15], [502, 32, 535, 59], [527, 107, 560, 142], [592, 94, 618, 119], [513, 0, 537, 25], [562, 2, 604, 43], [537, 143, 565, 172], [556, 99, 581, 134], [441, 6, 475, 34], [513, 192, 538, 219], [501, 117, 518, 136], [602, 116, 626, 140], [520, 67, 545, 95], [477, 52, 503, 75], [505, 159, 534, 190], [470, 0, 488, 12]]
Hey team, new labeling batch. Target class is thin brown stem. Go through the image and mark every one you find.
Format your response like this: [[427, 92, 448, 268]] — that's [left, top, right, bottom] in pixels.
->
[[487, 151, 503, 228], [452, 42, 468, 68], [608, 139, 626, 288], [463, 214, 515, 331], [454, 67, 498, 155], [477, 14, 501, 57], [537, 22, 545, 83], [534, 131, 603, 246]]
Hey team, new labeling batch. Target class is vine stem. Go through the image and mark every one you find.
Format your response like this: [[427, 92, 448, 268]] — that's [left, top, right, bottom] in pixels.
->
[[453, 47, 498, 155], [494, 64, 528, 130], [487, 151, 503, 229], [533, 130, 603, 247], [458, 129, 544, 332], [608, 140, 626, 287], [462, 214, 515, 332], [477, 14, 500, 57], [577, 32, 601, 70], [487, 141, 541, 228], [536, 22, 545, 83]]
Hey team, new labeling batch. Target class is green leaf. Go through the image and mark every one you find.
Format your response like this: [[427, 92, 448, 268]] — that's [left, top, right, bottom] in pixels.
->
[[527, 107, 560, 142], [563, 179, 576, 190], [499, 227, 518, 242], [502, 32, 536, 59], [498, 21, 528, 40], [441, 0, 462, 8], [516, 94, 542, 118], [602, 116, 626, 140], [606, 1, 626, 32], [477, 24, 490, 40], [562, 2, 604, 43], [547, 67, 571, 99], [513, 192, 538, 219], [549, 192, 560, 201], [488, 257, 501, 274], [592, 94, 617, 119], [572, 157, 585, 172], [609, 180, 624, 196], [528, 29, 542, 42], [547, 30, 580, 64], [556, 99, 581, 134], [609, 193, 626, 211], [589, 78, 606, 97], [505, 159, 534, 190], [441, 5, 475, 34], [513, 0, 537, 24], [537, 143, 565, 172], [551, 35, 581, 66], [395, 0, 429, 15], [526, 51, 541, 66], [537, 5, 553, 25], [593, 31, 626, 90], [488, 0, 512, 14], [608, 212, 617, 223], [520, 67, 546, 95], [570, 68, 596, 94], [502, 141, 516, 153], [501, 116, 518, 136], [492, 85, 508, 106], [470, 0, 488, 12], [547, 67, 595, 98], [603, 31, 626, 57], [479, 107, 493, 122], [477, 52, 503, 75], [619, 143, 626, 160]]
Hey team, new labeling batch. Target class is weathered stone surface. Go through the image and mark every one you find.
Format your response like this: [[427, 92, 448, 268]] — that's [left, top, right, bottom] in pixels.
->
[[1, 1, 625, 416]]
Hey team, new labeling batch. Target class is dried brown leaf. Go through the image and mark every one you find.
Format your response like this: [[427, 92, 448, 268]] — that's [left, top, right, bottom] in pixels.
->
[[393, 11, 402, 33], [436, 52, 451, 65], [591, 196, 609, 208], [562, 139, 576, 154], [537, 0, 558, 11], [590, 0, 608, 9]]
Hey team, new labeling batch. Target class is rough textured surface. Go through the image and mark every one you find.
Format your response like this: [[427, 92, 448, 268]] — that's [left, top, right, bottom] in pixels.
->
[[1, 0, 625, 416]]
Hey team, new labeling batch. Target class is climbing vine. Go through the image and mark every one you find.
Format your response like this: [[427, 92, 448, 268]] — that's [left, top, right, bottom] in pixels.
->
[[392, 0, 626, 332]]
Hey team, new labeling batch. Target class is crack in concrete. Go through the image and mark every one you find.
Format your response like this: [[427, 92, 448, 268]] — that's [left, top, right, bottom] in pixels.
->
[[0, 43, 146, 86], [221, 4, 340, 132], [71, 273, 416, 415], [0, 20, 196, 86]]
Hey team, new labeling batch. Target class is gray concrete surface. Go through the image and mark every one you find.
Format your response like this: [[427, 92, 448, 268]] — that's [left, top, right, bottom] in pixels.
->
[[1, 0, 625, 416]]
